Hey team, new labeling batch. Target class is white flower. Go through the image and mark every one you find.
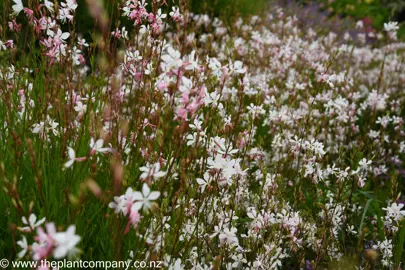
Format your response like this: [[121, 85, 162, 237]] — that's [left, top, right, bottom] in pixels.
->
[[78, 38, 89, 47], [59, 8, 72, 23], [247, 104, 265, 118], [355, 20, 364, 29], [358, 158, 372, 171], [125, 50, 142, 63], [61, 0, 78, 11], [108, 196, 127, 214], [12, 0, 24, 15], [357, 176, 366, 188], [144, 62, 153, 75], [156, 9, 167, 22], [108, 187, 135, 216], [139, 25, 150, 35], [186, 132, 198, 146], [346, 225, 357, 235], [54, 29, 70, 44], [184, 50, 198, 71], [74, 101, 87, 115], [383, 202, 405, 222], [208, 57, 222, 78], [0, 40, 6, 51], [90, 138, 110, 153], [64, 147, 76, 168], [53, 225, 81, 259], [47, 118, 60, 136], [131, 183, 160, 212], [219, 227, 239, 245], [16, 236, 28, 258], [373, 238, 393, 267], [32, 122, 45, 135], [189, 118, 203, 130], [140, 162, 166, 180], [43, 0, 54, 13], [169, 258, 184, 270], [229, 60, 246, 75], [161, 46, 183, 71], [169, 6, 180, 18], [21, 214, 46, 232], [384, 21, 399, 32], [196, 172, 211, 192], [121, 27, 128, 40], [31, 118, 60, 138]]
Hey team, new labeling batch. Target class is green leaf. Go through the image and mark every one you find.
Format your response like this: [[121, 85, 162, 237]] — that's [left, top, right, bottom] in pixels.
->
[[358, 199, 372, 234], [394, 222, 405, 268], [371, 201, 385, 241]]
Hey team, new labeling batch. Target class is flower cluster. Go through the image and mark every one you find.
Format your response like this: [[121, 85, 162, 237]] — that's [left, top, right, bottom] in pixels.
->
[[17, 214, 81, 261], [109, 183, 160, 232], [1, 0, 405, 269]]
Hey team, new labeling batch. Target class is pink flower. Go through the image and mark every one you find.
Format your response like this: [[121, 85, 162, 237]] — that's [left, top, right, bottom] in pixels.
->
[[124, 208, 142, 234], [175, 107, 188, 121], [129, 208, 142, 228], [8, 20, 21, 32], [23, 8, 34, 18], [32, 223, 56, 261], [157, 81, 168, 91], [169, 6, 183, 22], [6, 40, 14, 48]]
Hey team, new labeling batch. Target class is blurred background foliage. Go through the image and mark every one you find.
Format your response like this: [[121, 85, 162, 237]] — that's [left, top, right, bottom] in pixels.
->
[[65, 0, 405, 40], [1, 0, 405, 39], [192, 0, 405, 37], [316, 0, 405, 38]]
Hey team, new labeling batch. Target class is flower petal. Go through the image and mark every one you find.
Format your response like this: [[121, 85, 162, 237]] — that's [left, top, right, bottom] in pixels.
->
[[148, 191, 160, 201], [131, 201, 143, 211], [142, 183, 150, 197]]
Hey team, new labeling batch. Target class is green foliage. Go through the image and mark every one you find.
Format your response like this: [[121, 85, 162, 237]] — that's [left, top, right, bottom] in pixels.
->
[[319, 0, 405, 37], [189, 0, 268, 20]]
